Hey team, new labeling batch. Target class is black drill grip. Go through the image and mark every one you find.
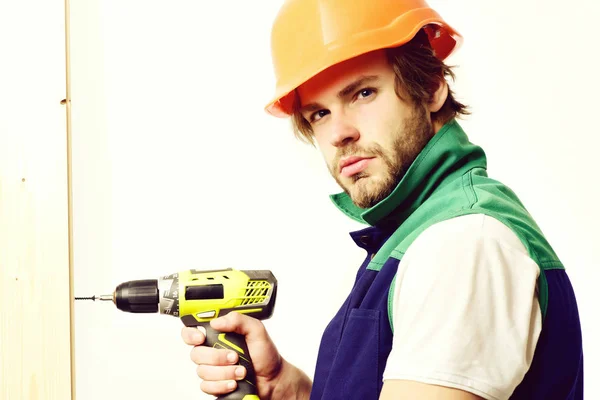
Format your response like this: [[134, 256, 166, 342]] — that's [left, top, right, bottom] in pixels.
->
[[201, 323, 259, 400]]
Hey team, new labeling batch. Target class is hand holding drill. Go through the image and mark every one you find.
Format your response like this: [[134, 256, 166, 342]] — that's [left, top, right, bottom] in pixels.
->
[[77, 268, 278, 400]]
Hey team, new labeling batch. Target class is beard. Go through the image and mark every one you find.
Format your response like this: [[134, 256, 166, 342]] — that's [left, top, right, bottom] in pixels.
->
[[329, 105, 434, 209]]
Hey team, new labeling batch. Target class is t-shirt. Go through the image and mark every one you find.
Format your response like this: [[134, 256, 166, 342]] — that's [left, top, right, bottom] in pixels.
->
[[382, 213, 542, 400]]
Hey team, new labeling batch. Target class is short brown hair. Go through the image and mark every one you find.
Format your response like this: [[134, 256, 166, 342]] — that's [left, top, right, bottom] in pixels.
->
[[291, 26, 469, 145]]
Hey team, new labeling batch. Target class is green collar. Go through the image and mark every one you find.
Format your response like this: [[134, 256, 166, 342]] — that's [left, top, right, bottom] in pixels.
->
[[330, 119, 487, 227]]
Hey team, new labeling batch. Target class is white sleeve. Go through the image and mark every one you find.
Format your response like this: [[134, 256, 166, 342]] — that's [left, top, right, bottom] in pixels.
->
[[382, 214, 542, 400]]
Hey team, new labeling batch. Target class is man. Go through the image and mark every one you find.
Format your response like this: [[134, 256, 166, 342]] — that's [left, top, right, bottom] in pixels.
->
[[181, 0, 584, 399]]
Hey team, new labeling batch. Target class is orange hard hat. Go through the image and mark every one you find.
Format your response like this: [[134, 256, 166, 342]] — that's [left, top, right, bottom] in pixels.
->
[[264, 0, 462, 118]]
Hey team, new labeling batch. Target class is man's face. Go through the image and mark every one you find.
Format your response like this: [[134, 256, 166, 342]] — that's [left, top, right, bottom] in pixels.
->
[[297, 50, 436, 209]]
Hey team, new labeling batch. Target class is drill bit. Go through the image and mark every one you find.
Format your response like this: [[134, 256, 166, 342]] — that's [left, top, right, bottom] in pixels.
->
[[75, 294, 113, 301]]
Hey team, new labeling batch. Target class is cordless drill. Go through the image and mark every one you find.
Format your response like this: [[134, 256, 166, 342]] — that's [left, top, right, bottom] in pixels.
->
[[76, 268, 277, 400]]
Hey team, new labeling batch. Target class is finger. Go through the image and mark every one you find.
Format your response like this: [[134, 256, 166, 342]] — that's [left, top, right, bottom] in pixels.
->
[[196, 364, 246, 381], [181, 326, 206, 346], [210, 312, 267, 342], [200, 379, 238, 396], [190, 345, 239, 366]]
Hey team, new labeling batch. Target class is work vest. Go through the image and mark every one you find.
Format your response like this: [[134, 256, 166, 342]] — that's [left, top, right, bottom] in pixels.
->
[[309, 120, 584, 400]]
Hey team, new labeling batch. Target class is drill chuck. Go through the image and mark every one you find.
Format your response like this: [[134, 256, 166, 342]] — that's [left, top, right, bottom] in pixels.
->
[[114, 279, 159, 313]]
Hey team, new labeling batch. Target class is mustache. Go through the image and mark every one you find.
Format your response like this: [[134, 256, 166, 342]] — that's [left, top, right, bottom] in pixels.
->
[[334, 146, 370, 162]]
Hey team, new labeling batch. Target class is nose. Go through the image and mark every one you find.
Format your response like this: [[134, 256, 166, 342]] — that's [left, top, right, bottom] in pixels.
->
[[329, 113, 360, 147]]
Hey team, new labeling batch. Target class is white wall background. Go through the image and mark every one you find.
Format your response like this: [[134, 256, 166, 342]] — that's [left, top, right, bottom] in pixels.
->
[[70, 0, 599, 399]]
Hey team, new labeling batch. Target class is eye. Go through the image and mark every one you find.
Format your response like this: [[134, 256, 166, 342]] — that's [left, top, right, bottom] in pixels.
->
[[309, 109, 330, 123], [356, 88, 376, 99]]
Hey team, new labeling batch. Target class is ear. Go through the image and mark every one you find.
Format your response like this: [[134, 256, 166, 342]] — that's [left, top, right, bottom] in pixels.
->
[[428, 79, 448, 113]]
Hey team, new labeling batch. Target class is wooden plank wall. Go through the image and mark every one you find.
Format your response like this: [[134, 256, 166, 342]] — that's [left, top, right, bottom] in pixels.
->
[[0, 1, 74, 399]]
